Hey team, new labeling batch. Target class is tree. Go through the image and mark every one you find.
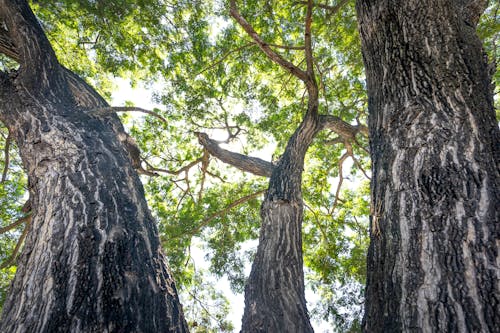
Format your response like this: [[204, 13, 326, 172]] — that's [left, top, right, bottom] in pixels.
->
[[356, 0, 499, 331], [0, 0, 187, 331], [192, 1, 369, 331]]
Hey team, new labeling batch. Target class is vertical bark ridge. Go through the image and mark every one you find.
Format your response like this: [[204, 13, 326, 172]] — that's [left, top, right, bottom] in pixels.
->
[[0, 91, 188, 332], [0, 1, 188, 331], [357, 0, 499, 332], [241, 109, 320, 332]]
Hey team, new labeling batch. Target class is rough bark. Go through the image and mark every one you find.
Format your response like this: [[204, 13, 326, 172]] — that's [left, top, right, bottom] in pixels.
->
[[356, 0, 500, 331], [240, 111, 319, 333], [0, 0, 188, 332]]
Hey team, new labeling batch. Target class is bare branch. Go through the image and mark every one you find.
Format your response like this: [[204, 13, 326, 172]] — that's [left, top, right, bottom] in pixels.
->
[[189, 189, 266, 235], [229, 0, 309, 82], [0, 214, 31, 269], [196, 132, 274, 177], [1, 129, 11, 182], [90, 106, 168, 124]]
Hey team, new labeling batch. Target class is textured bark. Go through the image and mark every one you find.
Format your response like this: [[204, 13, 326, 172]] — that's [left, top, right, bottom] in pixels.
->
[[356, 0, 499, 332], [0, 0, 188, 332], [241, 113, 319, 333]]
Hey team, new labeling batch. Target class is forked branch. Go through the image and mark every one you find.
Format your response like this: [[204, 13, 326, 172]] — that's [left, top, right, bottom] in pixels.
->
[[229, 0, 309, 82]]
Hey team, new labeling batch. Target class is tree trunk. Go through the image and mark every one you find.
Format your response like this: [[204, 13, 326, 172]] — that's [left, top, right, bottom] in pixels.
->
[[0, 1, 188, 332], [241, 115, 318, 333], [356, 0, 499, 331]]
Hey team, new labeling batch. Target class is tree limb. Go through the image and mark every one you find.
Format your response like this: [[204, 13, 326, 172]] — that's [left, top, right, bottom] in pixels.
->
[[1, 129, 11, 182], [196, 132, 274, 177], [189, 189, 266, 235], [0, 213, 31, 269], [0, 213, 30, 234], [0, 0, 70, 96], [319, 114, 368, 138], [305, 0, 314, 78], [89, 106, 169, 124], [143, 156, 205, 176], [293, 0, 350, 14], [229, 0, 309, 82]]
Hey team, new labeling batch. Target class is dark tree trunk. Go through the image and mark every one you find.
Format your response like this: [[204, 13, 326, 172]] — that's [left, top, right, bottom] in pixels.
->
[[356, 0, 499, 331], [0, 1, 188, 332], [240, 114, 318, 333]]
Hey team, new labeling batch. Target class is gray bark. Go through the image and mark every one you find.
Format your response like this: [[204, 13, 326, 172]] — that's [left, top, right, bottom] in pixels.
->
[[0, 0, 188, 332], [356, 0, 499, 331]]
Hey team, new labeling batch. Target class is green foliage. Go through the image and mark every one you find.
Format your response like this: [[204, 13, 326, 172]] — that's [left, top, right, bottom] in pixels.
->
[[1, 0, 498, 330], [0, 124, 27, 312]]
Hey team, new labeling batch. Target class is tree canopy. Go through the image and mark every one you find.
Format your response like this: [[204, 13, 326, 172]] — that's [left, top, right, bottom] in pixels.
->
[[1, 0, 498, 331]]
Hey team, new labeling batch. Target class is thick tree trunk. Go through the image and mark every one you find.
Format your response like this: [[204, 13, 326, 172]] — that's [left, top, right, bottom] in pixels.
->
[[356, 0, 499, 331], [0, 1, 188, 332], [241, 116, 318, 333]]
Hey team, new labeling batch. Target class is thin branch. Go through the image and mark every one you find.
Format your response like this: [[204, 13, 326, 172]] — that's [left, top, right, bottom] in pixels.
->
[[331, 152, 349, 213], [0, 213, 30, 234], [196, 132, 274, 177], [143, 156, 205, 176], [1, 129, 11, 183], [0, 214, 31, 269], [293, 0, 350, 14], [189, 189, 266, 235], [89, 106, 168, 124], [198, 150, 210, 202], [267, 43, 305, 50], [229, 0, 309, 82], [197, 42, 255, 75]]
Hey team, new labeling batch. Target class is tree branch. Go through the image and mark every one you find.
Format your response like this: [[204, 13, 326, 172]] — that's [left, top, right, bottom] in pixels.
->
[[197, 42, 255, 75], [142, 156, 205, 176], [0, 25, 18, 60], [0, 213, 30, 234], [0, 214, 31, 269], [196, 132, 274, 177], [319, 114, 368, 139], [229, 0, 309, 82], [189, 189, 266, 235], [294, 0, 350, 14], [89, 106, 168, 124], [1, 129, 11, 182], [0, 0, 69, 95], [305, 0, 314, 77]]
